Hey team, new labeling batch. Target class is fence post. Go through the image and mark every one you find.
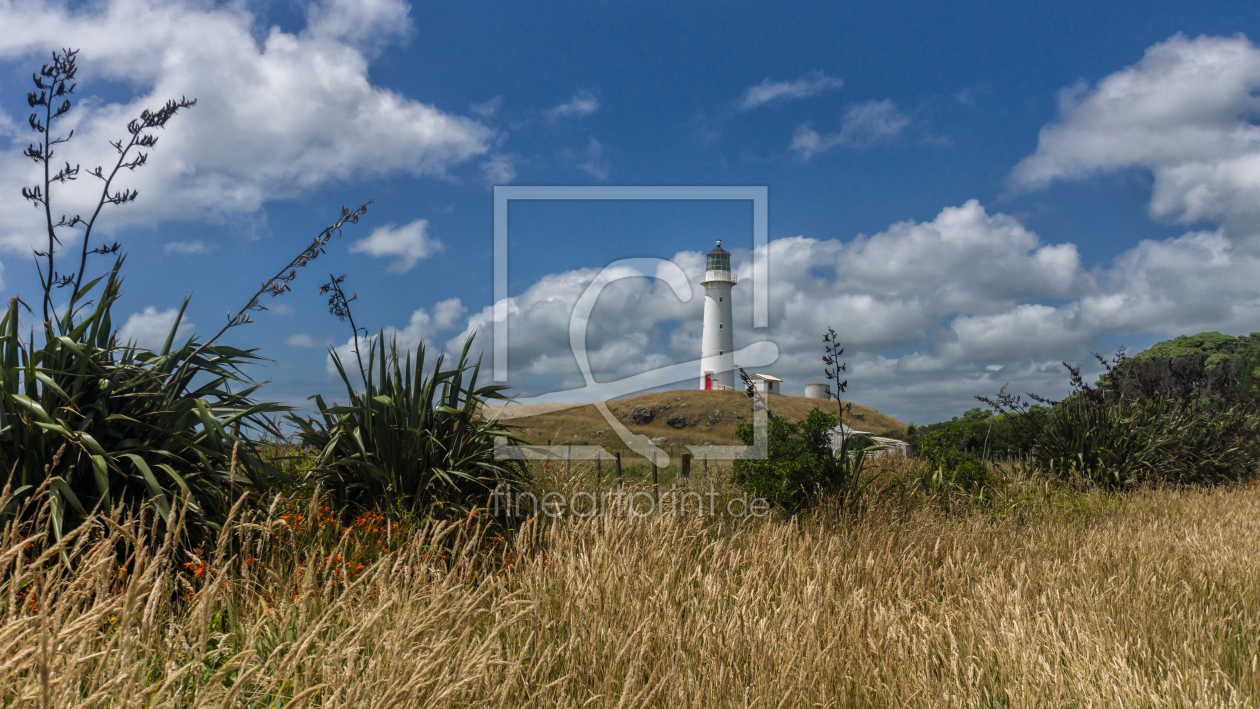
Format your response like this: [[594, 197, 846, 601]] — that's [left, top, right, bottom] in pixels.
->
[[681, 453, 691, 484], [615, 451, 622, 492], [652, 453, 659, 504], [595, 455, 602, 515]]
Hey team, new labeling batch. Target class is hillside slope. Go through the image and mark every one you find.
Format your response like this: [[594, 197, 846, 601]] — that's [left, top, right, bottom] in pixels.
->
[[494, 390, 905, 454]]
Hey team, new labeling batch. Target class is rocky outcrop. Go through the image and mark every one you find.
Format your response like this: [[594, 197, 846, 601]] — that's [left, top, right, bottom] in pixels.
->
[[629, 405, 654, 425]]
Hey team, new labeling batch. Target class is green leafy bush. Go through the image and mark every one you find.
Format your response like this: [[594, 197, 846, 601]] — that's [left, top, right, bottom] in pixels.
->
[[912, 427, 990, 491], [731, 408, 872, 511], [985, 349, 1260, 487], [908, 409, 1046, 460], [1034, 395, 1260, 486], [291, 336, 526, 515]]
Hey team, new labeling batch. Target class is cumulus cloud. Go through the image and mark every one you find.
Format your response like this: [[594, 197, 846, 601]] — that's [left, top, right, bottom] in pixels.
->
[[349, 219, 443, 273], [285, 333, 318, 348], [433, 201, 1086, 404], [480, 154, 517, 184], [0, 0, 494, 251], [791, 100, 910, 158], [305, 0, 412, 53], [739, 70, 844, 110], [1010, 33, 1260, 236], [406, 195, 1260, 422], [576, 137, 608, 180], [164, 240, 208, 255], [470, 96, 503, 118], [118, 306, 192, 350], [547, 90, 600, 120]]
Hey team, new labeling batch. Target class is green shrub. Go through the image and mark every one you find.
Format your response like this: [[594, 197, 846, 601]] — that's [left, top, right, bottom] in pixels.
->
[[912, 427, 990, 491], [908, 410, 1045, 460], [1034, 395, 1260, 486], [984, 349, 1260, 487], [291, 335, 526, 515], [731, 408, 872, 512]]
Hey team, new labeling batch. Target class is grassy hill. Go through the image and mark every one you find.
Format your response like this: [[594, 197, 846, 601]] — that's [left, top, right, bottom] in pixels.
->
[[492, 389, 905, 455]]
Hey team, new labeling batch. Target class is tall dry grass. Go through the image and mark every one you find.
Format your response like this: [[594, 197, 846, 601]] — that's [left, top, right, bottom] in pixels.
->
[[3, 475, 1259, 707]]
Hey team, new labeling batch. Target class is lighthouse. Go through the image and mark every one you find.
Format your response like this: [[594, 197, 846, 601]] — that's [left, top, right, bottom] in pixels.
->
[[700, 240, 737, 390]]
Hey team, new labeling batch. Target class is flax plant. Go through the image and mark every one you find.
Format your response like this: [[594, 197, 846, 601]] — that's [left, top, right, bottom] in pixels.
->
[[0, 260, 283, 545], [291, 335, 526, 515], [4, 50, 372, 548]]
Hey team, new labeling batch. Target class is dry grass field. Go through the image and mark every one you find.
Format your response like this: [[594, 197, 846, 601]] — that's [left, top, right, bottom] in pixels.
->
[[496, 389, 907, 453], [4, 468, 1259, 708]]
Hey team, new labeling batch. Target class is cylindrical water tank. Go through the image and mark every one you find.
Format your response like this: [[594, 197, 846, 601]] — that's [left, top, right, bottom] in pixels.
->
[[805, 382, 831, 399]]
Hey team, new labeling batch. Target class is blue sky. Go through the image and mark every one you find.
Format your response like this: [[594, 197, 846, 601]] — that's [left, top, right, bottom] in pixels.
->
[[2, 0, 1259, 424]]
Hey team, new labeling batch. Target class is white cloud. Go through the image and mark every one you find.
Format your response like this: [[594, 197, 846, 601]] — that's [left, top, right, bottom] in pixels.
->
[[739, 70, 843, 110], [285, 333, 318, 348], [328, 297, 466, 378], [441, 200, 1088, 400], [305, 0, 412, 53], [577, 137, 608, 180], [1010, 33, 1260, 236], [480, 154, 516, 184], [349, 219, 443, 273], [421, 196, 1260, 422], [272, 303, 294, 315], [0, 0, 494, 251], [547, 90, 600, 120], [945, 304, 1089, 362], [470, 96, 503, 118], [118, 306, 192, 350], [163, 240, 208, 255], [791, 100, 910, 159]]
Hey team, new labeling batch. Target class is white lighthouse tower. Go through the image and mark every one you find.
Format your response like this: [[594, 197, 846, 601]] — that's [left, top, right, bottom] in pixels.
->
[[700, 240, 737, 390]]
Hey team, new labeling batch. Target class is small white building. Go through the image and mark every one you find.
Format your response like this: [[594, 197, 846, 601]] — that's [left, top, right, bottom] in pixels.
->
[[871, 438, 913, 458], [829, 423, 913, 458], [828, 423, 871, 451], [749, 373, 781, 395]]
